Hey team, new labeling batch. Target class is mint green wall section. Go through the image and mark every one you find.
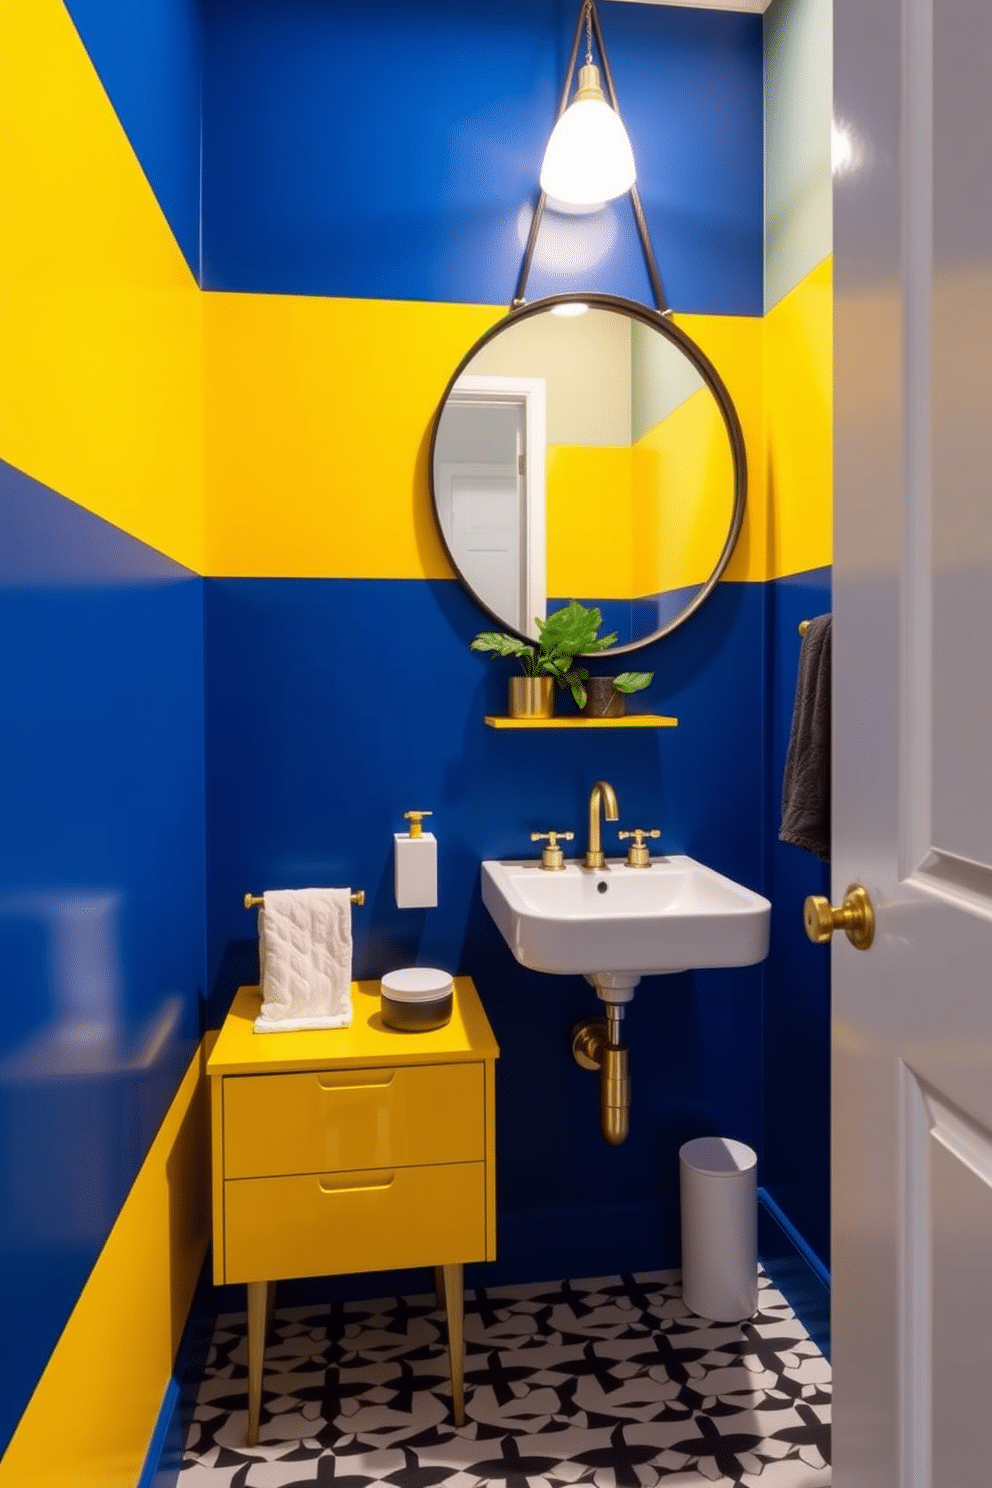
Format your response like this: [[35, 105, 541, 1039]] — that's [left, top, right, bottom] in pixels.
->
[[764, 0, 832, 311], [630, 319, 704, 444]]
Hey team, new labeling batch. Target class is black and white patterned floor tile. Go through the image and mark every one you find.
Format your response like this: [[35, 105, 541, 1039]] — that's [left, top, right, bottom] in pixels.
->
[[178, 1270, 830, 1488]]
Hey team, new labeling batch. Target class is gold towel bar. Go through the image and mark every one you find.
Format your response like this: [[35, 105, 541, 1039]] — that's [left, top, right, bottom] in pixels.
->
[[244, 890, 365, 909]]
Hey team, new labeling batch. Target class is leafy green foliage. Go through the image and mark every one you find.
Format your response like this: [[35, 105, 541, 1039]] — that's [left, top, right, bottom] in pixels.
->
[[471, 600, 650, 711], [560, 665, 590, 711], [612, 671, 653, 694], [469, 633, 536, 666], [534, 600, 618, 661]]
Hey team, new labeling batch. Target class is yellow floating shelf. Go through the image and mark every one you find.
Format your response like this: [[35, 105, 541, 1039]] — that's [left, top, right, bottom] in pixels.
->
[[484, 713, 678, 730]]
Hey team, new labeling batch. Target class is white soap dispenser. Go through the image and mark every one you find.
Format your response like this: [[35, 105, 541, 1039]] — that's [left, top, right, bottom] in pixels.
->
[[394, 810, 438, 908]]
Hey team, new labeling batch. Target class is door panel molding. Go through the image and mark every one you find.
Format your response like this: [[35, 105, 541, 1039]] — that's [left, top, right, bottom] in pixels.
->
[[901, 0, 934, 881], [911, 849, 992, 922], [900, 1063, 932, 1488], [901, 1062, 992, 1488]]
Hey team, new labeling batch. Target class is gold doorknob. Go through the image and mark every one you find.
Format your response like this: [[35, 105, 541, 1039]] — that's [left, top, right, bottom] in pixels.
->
[[804, 884, 875, 950]]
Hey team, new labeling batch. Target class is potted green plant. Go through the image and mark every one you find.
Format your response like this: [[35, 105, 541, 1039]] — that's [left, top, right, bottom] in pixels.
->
[[580, 671, 654, 719], [470, 600, 652, 718]]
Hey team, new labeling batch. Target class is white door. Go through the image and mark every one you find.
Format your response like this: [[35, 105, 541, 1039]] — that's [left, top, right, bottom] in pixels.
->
[[833, 1, 992, 1484], [446, 462, 524, 630]]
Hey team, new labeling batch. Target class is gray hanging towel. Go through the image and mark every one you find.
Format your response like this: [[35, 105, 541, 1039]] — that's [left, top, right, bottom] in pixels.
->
[[780, 614, 831, 861]]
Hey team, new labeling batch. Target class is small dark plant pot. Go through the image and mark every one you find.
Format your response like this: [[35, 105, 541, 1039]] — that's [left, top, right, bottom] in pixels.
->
[[581, 678, 626, 718]]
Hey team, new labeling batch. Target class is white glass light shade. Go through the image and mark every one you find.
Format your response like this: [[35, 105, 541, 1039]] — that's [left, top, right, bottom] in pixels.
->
[[540, 92, 636, 208]]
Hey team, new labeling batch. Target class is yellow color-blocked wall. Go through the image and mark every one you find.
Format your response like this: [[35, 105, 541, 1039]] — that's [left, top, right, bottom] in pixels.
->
[[0, 1040, 213, 1488], [634, 386, 736, 593], [203, 292, 501, 578], [672, 309, 769, 584], [0, 0, 829, 595], [0, 0, 204, 573], [763, 256, 833, 577], [202, 292, 817, 586], [0, 0, 830, 593], [546, 445, 634, 598]]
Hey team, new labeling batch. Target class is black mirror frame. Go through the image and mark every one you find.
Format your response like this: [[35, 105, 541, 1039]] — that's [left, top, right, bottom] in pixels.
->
[[428, 291, 748, 657]]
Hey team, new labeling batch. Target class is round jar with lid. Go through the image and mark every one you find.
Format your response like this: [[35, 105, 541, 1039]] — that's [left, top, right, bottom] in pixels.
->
[[380, 968, 454, 1032]]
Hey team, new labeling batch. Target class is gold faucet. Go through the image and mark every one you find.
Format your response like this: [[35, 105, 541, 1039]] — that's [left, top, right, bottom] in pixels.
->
[[585, 780, 619, 869]]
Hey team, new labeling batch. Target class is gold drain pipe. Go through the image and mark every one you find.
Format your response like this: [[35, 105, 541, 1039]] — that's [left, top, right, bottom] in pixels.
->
[[572, 1004, 631, 1145]]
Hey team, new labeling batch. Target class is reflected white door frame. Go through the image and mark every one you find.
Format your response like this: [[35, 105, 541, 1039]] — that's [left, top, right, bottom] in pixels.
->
[[448, 375, 547, 638]]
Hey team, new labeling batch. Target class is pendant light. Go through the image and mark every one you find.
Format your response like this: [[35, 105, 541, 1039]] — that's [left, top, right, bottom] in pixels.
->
[[539, 1, 636, 209], [512, 0, 667, 312]]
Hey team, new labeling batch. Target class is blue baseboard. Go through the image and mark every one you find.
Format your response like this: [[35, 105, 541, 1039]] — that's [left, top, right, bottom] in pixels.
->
[[757, 1187, 831, 1358]]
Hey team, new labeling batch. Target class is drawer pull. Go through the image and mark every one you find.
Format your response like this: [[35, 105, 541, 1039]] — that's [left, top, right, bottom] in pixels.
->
[[315, 1071, 396, 1091], [318, 1172, 396, 1194]]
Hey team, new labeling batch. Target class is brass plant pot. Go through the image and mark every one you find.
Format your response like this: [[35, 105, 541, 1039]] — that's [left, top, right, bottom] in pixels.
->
[[581, 677, 625, 718], [508, 676, 555, 718]]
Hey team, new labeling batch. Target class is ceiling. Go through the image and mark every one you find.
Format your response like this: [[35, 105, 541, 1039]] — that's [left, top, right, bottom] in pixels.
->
[[614, 1, 773, 12]]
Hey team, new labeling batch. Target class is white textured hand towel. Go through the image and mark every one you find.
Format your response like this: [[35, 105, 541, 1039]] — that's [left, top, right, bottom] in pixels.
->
[[253, 887, 354, 1033]]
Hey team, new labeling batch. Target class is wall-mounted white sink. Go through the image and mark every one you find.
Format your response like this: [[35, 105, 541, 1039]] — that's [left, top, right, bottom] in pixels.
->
[[481, 856, 771, 979]]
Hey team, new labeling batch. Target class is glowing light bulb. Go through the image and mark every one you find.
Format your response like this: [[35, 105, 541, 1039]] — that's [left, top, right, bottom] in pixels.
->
[[540, 63, 636, 208]]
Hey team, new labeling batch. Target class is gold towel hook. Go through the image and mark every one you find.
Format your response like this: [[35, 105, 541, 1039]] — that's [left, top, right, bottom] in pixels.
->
[[798, 619, 810, 636], [243, 890, 365, 909]]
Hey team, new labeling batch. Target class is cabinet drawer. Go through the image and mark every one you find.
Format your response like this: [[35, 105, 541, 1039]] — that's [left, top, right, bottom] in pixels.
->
[[223, 1162, 487, 1282], [222, 1063, 485, 1178]]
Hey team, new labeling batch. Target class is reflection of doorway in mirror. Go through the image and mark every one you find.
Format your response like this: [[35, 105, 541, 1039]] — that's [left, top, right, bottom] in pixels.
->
[[433, 376, 547, 638], [430, 304, 745, 650]]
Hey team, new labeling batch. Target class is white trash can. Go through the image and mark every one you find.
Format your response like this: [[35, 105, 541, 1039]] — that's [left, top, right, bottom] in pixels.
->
[[679, 1136, 758, 1322]]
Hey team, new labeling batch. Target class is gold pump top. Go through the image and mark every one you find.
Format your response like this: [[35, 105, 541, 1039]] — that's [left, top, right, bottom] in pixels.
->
[[403, 810, 433, 839]]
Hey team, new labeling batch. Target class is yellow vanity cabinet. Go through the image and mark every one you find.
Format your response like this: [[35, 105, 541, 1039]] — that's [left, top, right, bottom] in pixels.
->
[[208, 978, 499, 1445]]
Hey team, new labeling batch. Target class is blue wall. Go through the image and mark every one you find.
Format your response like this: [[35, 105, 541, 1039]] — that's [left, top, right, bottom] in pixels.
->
[[67, 0, 762, 312], [200, 0, 764, 312], [763, 567, 832, 1267], [58, 0, 763, 312], [0, 462, 206, 1451], [204, 577, 767, 1280]]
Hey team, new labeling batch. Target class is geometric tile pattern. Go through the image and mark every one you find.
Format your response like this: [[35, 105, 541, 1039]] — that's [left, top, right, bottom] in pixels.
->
[[178, 1270, 831, 1487]]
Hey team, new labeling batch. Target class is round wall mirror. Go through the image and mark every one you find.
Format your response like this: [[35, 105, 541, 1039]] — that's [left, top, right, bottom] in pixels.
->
[[429, 293, 747, 655]]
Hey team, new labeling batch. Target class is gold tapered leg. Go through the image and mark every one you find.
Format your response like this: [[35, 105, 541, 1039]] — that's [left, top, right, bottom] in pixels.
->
[[440, 1263, 465, 1426], [246, 1280, 271, 1446]]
